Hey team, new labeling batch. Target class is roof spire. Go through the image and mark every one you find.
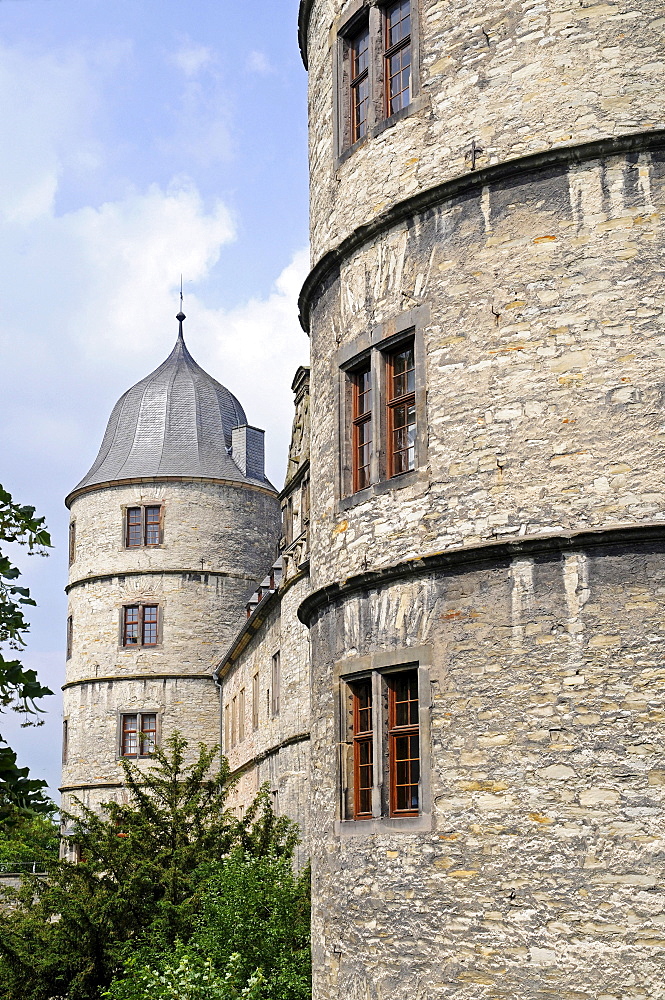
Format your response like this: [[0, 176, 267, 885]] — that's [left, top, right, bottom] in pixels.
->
[[176, 275, 186, 339]]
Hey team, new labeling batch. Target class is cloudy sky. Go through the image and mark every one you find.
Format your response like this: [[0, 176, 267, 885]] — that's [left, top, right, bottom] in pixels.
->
[[0, 0, 309, 798]]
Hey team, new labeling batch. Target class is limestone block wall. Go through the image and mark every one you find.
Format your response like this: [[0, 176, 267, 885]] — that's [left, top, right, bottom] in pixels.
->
[[61, 675, 218, 816], [62, 479, 280, 810], [304, 537, 665, 999], [307, 148, 665, 592], [220, 573, 311, 850], [305, 0, 665, 262]]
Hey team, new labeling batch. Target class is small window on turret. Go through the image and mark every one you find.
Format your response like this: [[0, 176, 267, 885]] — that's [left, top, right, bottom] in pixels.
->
[[122, 605, 160, 647], [125, 505, 163, 548], [120, 713, 158, 757]]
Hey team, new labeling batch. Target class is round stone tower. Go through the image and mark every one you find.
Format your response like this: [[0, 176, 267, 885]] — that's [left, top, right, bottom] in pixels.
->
[[61, 313, 280, 816], [298, 1, 665, 997]]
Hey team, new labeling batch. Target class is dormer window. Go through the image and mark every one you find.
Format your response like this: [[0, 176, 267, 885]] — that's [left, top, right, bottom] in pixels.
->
[[125, 505, 163, 548]]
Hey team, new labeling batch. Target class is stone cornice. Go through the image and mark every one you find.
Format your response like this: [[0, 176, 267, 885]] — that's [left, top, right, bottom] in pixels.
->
[[66, 475, 277, 509], [298, 128, 665, 333], [62, 673, 215, 691], [65, 568, 255, 594], [228, 731, 310, 780], [297, 521, 665, 626]]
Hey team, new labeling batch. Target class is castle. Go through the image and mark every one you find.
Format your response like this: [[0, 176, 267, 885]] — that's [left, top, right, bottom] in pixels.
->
[[62, 0, 665, 996]]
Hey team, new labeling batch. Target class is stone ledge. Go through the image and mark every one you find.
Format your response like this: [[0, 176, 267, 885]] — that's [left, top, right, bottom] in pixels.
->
[[298, 520, 665, 625]]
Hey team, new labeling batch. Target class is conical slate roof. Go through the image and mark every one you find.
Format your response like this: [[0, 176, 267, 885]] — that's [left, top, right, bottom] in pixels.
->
[[70, 315, 267, 496]]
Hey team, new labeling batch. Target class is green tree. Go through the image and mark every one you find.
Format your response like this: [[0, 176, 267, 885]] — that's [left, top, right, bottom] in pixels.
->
[[0, 808, 59, 870], [0, 734, 307, 1000], [0, 485, 53, 818]]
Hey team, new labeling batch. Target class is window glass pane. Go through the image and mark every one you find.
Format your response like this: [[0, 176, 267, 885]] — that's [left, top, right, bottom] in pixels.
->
[[123, 606, 139, 645], [142, 606, 158, 645], [122, 715, 138, 756], [354, 367, 372, 416], [352, 76, 369, 140], [145, 506, 161, 545], [388, 44, 411, 115], [126, 508, 142, 547], [387, 0, 411, 47], [391, 346, 415, 399], [140, 714, 157, 755], [351, 25, 369, 78]]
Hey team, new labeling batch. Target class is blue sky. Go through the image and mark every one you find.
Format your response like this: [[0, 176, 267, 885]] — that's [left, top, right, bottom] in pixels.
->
[[0, 0, 310, 798]]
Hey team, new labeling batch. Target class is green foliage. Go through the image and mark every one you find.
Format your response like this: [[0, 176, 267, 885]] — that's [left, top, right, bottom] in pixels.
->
[[0, 734, 309, 1000], [0, 808, 59, 868], [0, 485, 53, 818], [103, 947, 266, 1000]]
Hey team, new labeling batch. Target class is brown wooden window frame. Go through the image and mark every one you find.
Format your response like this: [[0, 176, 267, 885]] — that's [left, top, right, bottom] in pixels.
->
[[125, 504, 163, 548], [349, 19, 370, 144], [120, 711, 158, 758], [351, 678, 374, 819], [386, 337, 416, 479], [66, 614, 73, 660], [271, 651, 281, 717], [68, 520, 76, 566], [238, 688, 245, 744], [387, 669, 420, 817], [384, 0, 412, 119], [252, 672, 260, 729], [122, 604, 160, 648], [351, 362, 372, 493]]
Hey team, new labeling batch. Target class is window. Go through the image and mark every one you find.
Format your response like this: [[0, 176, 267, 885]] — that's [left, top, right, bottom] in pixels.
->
[[338, 1, 417, 157], [387, 339, 416, 477], [341, 664, 424, 824], [252, 673, 260, 729], [283, 496, 293, 547], [231, 696, 237, 747], [351, 679, 373, 819], [224, 703, 230, 749], [387, 670, 419, 815], [66, 615, 73, 660], [122, 605, 159, 647], [62, 719, 68, 765], [239, 688, 245, 743], [271, 651, 281, 717], [125, 505, 162, 548], [384, 0, 411, 117], [121, 712, 157, 757], [343, 327, 421, 496], [350, 22, 370, 143], [68, 521, 76, 565], [352, 364, 372, 493]]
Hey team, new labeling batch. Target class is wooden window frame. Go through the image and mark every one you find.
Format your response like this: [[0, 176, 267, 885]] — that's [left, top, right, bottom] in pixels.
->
[[125, 504, 163, 549], [386, 337, 416, 479], [68, 520, 76, 566], [231, 695, 237, 748], [387, 669, 420, 817], [224, 703, 230, 750], [271, 651, 281, 717], [383, 0, 412, 119], [120, 711, 158, 758], [351, 678, 374, 819], [122, 604, 160, 648], [66, 615, 73, 660], [349, 20, 370, 144], [351, 363, 372, 493], [239, 688, 245, 744], [252, 672, 260, 729]]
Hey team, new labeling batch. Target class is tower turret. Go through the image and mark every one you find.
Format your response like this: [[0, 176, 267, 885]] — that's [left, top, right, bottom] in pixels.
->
[[60, 314, 280, 816]]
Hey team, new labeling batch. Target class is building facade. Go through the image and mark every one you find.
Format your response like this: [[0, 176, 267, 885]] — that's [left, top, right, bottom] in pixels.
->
[[297, 0, 665, 997]]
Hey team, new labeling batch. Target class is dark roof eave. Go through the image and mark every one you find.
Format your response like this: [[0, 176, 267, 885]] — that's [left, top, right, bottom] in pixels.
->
[[298, 0, 313, 69], [66, 475, 277, 509]]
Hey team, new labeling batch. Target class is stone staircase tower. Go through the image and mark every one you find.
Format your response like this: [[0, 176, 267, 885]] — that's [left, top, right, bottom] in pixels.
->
[[60, 312, 280, 816]]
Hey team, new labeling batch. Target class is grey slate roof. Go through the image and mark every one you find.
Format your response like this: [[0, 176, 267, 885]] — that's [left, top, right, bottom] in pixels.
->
[[71, 320, 269, 495]]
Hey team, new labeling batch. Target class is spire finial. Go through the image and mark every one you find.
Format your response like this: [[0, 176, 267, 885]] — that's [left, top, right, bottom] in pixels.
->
[[176, 275, 186, 338]]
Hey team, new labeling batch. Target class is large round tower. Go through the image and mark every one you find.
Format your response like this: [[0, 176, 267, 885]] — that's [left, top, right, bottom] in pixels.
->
[[298, 1, 665, 996], [60, 314, 280, 816]]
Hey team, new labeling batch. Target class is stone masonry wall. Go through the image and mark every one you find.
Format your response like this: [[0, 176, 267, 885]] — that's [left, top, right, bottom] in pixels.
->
[[221, 573, 311, 853], [305, 0, 665, 262], [308, 540, 665, 999], [308, 148, 665, 592], [62, 479, 280, 810]]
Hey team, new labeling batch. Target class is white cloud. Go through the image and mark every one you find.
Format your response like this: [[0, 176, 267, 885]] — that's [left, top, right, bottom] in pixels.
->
[[173, 43, 213, 78], [246, 50, 272, 75]]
